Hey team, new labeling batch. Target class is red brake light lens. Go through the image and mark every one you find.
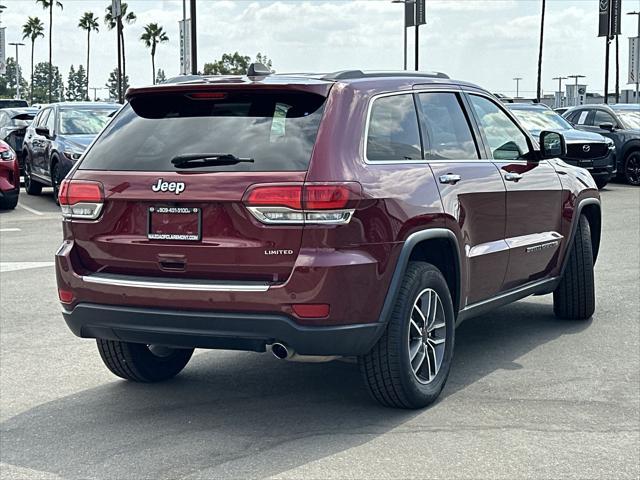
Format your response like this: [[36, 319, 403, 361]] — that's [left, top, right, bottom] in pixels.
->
[[304, 186, 350, 210], [59, 180, 104, 206], [245, 185, 303, 210], [187, 92, 228, 100]]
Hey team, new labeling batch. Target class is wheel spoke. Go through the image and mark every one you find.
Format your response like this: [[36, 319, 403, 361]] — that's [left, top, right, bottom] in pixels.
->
[[425, 341, 438, 378], [428, 321, 446, 332], [410, 318, 422, 337], [412, 304, 426, 325], [412, 344, 427, 373], [409, 339, 422, 361], [428, 337, 445, 346]]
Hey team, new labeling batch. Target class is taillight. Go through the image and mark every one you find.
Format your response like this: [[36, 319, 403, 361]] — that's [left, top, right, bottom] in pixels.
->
[[58, 179, 104, 220], [243, 183, 361, 225]]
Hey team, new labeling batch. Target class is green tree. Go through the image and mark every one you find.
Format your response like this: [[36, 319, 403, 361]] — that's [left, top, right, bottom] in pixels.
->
[[65, 65, 87, 101], [105, 2, 136, 89], [140, 23, 168, 85], [156, 68, 166, 84], [22, 16, 45, 103], [31, 61, 63, 103], [0, 58, 29, 99], [106, 68, 129, 101], [203, 52, 251, 75], [78, 12, 99, 101], [35, 0, 63, 103]]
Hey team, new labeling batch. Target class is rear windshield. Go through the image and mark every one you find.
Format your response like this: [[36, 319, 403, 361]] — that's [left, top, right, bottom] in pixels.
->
[[0, 100, 29, 108], [80, 91, 326, 172]]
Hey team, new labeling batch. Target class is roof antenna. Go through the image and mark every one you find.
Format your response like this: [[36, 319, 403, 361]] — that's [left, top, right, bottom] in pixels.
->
[[247, 62, 272, 77]]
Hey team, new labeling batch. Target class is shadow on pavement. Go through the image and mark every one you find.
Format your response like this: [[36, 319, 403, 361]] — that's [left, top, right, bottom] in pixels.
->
[[0, 300, 591, 479]]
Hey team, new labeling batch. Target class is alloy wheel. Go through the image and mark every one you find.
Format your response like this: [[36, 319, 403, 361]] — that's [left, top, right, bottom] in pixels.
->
[[625, 152, 640, 186], [24, 160, 32, 190], [408, 288, 447, 384]]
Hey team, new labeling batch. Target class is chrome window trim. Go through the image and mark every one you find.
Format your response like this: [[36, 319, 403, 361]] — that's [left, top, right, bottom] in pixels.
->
[[82, 273, 271, 292]]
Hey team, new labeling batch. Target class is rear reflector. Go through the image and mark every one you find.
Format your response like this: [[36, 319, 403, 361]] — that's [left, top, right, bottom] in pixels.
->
[[59, 180, 104, 220], [187, 92, 228, 100], [58, 288, 74, 304], [292, 304, 330, 318]]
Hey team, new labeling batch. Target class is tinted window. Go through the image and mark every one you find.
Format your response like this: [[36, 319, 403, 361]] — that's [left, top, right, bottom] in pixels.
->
[[575, 110, 590, 125], [45, 109, 56, 132], [366, 94, 422, 161], [37, 110, 50, 129], [591, 110, 616, 127], [469, 95, 530, 161], [59, 108, 116, 135], [418, 92, 478, 160], [80, 92, 326, 172]]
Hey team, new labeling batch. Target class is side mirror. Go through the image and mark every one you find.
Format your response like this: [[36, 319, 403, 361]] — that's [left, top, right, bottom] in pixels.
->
[[539, 131, 567, 159], [599, 122, 615, 131], [35, 126, 51, 138]]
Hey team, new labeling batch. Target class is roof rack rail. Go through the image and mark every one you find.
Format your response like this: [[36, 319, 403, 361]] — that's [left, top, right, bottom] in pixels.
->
[[322, 70, 450, 81]]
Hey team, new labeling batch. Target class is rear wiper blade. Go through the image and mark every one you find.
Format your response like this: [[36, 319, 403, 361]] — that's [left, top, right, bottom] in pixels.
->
[[171, 153, 255, 168]]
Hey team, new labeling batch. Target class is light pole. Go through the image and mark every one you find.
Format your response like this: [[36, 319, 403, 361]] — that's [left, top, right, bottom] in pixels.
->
[[190, 0, 197, 74], [628, 11, 640, 104], [513, 77, 523, 98], [568, 74, 586, 107], [391, 0, 415, 70], [8, 42, 25, 99], [552, 76, 567, 108]]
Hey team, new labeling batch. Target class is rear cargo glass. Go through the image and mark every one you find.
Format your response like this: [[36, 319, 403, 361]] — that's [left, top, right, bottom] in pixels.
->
[[80, 91, 326, 172]]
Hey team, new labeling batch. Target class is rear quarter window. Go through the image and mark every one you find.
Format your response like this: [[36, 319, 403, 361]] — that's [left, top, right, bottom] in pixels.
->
[[80, 91, 326, 172]]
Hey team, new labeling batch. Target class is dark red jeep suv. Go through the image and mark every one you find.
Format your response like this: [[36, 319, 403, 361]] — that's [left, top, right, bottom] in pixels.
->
[[55, 66, 601, 408]]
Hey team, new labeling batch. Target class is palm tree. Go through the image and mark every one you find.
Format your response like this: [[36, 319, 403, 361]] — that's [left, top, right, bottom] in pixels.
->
[[78, 12, 99, 101], [35, 0, 63, 103], [536, 0, 546, 103], [140, 23, 169, 84], [104, 2, 136, 86], [22, 16, 45, 103]]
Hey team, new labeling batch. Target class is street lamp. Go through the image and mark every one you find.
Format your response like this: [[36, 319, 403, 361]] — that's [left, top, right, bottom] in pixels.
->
[[391, 0, 415, 71], [628, 11, 640, 104], [552, 76, 568, 108], [567, 74, 586, 107], [513, 77, 523, 98], [8, 42, 25, 100]]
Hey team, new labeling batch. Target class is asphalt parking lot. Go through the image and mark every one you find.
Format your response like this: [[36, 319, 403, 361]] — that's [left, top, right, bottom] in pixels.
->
[[0, 183, 638, 480]]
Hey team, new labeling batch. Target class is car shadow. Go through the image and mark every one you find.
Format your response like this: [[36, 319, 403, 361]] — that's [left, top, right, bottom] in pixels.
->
[[0, 300, 590, 479]]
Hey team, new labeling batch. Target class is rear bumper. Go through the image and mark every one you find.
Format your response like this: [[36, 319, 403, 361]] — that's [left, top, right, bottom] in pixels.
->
[[0, 187, 19, 202], [62, 303, 384, 356]]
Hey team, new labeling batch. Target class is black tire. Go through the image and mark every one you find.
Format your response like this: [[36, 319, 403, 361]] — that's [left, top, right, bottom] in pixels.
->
[[51, 161, 62, 204], [594, 177, 608, 190], [96, 339, 194, 382], [623, 151, 640, 186], [0, 195, 18, 210], [553, 215, 595, 320], [23, 153, 43, 196], [360, 262, 455, 409]]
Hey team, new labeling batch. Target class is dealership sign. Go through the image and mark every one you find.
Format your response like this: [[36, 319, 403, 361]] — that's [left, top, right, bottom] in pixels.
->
[[630, 37, 640, 85], [598, 0, 622, 38], [405, 0, 426, 28], [0, 27, 5, 76]]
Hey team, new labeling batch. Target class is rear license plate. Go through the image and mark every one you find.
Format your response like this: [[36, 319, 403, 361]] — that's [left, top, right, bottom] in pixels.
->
[[148, 206, 201, 241]]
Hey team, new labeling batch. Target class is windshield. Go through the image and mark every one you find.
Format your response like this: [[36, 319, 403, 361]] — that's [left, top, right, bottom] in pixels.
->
[[11, 114, 35, 128], [510, 108, 573, 132], [80, 91, 326, 172], [614, 110, 640, 130], [59, 108, 116, 135]]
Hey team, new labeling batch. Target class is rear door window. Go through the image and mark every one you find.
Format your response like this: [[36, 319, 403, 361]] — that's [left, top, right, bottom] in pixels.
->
[[80, 91, 326, 172], [417, 92, 478, 160], [366, 94, 422, 161]]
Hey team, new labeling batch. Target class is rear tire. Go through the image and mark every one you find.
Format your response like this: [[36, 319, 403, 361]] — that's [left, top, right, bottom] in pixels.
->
[[23, 153, 42, 196], [0, 195, 18, 210], [360, 262, 455, 409], [96, 339, 194, 382], [553, 215, 595, 320], [51, 161, 62, 204], [623, 151, 640, 186]]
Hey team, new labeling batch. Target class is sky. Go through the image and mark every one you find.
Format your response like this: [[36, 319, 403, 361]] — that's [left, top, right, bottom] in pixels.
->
[[1, 0, 639, 98]]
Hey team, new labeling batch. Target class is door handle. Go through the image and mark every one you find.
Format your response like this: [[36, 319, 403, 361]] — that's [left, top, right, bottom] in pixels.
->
[[504, 172, 523, 182], [439, 174, 462, 185]]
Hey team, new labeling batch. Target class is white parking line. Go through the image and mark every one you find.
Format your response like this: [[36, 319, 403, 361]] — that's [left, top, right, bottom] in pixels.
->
[[18, 203, 44, 216], [0, 228, 21, 232], [0, 262, 55, 273]]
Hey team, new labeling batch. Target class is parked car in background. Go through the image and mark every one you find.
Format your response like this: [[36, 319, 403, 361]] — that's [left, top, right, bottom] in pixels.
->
[[0, 140, 20, 210], [508, 103, 616, 188], [563, 104, 640, 185], [554, 107, 569, 116], [0, 107, 39, 171], [22, 102, 119, 201], [56, 67, 601, 409], [0, 99, 29, 109]]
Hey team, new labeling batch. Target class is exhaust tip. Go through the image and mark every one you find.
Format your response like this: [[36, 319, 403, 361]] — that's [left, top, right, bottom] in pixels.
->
[[271, 343, 290, 360]]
